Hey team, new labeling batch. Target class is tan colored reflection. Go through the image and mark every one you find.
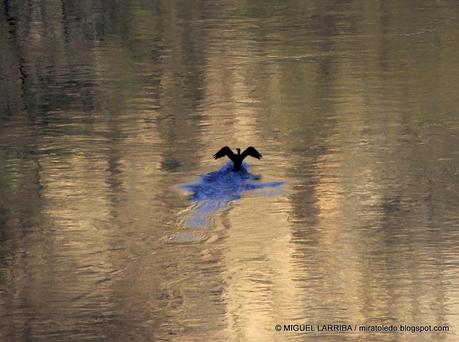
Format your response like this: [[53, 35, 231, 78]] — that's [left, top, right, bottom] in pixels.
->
[[1, 0, 459, 341], [202, 35, 299, 339]]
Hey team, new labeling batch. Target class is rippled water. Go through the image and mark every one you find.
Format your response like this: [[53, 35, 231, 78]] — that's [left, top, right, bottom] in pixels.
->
[[180, 162, 283, 228], [1, 1, 459, 341]]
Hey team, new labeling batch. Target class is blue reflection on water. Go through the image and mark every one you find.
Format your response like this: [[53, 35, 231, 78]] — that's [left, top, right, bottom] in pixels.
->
[[181, 163, 284, 227]]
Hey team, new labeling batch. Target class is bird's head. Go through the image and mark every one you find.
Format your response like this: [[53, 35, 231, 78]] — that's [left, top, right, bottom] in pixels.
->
[[237, 148, 241, 155]]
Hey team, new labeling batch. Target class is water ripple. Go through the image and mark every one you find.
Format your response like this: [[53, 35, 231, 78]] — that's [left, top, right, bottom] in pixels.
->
[[180, 163, 284, 228]]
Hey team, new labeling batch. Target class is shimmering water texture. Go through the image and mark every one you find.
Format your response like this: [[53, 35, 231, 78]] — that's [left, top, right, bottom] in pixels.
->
[[1, 0, 459, 341], [181, 163, 284, 227]]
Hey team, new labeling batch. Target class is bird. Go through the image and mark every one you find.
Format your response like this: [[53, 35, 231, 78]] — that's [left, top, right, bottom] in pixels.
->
[[213, 146, 262, 171]]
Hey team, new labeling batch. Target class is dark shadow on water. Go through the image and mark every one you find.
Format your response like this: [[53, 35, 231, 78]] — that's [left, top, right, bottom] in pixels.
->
[[180, 163, 284, 227]]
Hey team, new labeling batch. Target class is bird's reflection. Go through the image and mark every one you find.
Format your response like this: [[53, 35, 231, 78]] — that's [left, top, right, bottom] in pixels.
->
[[181, 163, 284, 227]]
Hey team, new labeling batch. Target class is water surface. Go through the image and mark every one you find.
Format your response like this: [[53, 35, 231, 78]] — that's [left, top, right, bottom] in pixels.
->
[[1, 1, 459, 341]]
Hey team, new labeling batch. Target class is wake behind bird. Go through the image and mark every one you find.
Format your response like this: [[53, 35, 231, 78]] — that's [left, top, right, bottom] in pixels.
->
[[180, 162, 284, 227]]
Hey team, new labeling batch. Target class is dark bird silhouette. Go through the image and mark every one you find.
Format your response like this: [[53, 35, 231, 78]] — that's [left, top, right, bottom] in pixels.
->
[[213, 146, 262, 171]]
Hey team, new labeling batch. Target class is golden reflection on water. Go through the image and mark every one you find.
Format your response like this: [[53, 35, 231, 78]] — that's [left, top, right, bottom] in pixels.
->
[[1, 0, 459, 341]]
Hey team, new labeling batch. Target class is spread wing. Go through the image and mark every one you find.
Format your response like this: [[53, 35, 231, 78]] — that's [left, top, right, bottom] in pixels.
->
[[213, 146, 235, 161], [241, 146, 262, 160]]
